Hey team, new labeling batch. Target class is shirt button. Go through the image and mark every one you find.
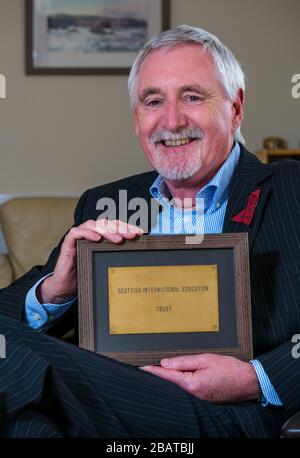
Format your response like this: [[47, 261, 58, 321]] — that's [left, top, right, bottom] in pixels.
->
[[33, 313, 41, 321], [216, 202, 221, 209], [183, 216, 191, 223]]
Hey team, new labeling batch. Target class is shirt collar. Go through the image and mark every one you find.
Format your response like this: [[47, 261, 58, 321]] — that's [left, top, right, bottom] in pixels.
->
[[150, 142, 240, 212]]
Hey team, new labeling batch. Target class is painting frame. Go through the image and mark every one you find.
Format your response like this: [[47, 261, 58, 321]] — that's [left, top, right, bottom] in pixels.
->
[[77, 234, 253, 366], [25, 0, 171, 75]]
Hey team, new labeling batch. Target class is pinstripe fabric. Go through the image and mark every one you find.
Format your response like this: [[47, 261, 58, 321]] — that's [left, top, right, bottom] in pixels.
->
[[0, 144, 300, 436], [0, 315, 285, 437], [222, 152, 300, 419], [4, 411, 64, 438]]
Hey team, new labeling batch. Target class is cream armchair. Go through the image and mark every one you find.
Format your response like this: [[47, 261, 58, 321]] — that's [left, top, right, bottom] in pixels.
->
[[0, 197, 78, 289]]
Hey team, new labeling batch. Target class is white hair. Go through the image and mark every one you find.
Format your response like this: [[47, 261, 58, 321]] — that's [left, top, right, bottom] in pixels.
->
[[128, 25, 246, 144]]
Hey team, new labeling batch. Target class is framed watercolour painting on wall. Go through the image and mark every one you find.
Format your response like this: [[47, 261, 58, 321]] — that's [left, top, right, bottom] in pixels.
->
[[26, 0, 170, 75]]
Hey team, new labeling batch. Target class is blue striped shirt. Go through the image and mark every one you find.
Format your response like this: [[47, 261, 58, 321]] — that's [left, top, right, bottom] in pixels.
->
[[150, 142, 240, 235]]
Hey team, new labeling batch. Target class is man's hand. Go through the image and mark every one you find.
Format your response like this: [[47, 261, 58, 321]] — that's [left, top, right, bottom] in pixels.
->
[[38, 219, 143, 304], [142, 354, 259, 404]]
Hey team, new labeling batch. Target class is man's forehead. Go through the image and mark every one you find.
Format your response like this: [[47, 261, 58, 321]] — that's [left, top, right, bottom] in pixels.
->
[[136, 44, 224, 98], [138, 49, 214, 89], [140, 43, 211, 66], [139, 44, 216, 78]]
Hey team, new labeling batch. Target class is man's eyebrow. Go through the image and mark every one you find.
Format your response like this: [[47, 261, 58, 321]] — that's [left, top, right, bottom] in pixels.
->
[[138, 87, 162, 103], [180, 84, 210, 94]]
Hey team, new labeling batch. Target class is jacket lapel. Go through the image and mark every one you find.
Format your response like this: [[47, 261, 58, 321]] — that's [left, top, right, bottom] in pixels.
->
[[223, 145, 273, 251], [123, 170, 158, 232]]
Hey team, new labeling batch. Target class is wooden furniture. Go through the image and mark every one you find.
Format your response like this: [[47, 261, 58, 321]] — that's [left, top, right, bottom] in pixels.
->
[[256, 149, 300, 163]]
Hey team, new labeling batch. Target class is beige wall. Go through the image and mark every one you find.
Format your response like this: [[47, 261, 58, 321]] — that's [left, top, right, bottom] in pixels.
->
[[0, 0, 299, 196]]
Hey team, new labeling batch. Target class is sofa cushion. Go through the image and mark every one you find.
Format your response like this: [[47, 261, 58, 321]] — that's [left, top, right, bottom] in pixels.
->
[[0, 197, 78, 279]]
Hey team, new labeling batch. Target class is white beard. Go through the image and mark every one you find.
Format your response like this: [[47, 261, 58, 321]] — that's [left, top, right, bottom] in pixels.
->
[[150, 127, 204, 180], [152, 146, 202, 181]]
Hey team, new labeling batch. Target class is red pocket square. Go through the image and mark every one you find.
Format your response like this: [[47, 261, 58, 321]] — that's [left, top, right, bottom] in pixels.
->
[[231, 189, 261, 226]]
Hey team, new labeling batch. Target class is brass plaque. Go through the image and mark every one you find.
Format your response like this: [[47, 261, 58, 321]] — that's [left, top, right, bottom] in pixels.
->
[[108, 265, 219, 335]]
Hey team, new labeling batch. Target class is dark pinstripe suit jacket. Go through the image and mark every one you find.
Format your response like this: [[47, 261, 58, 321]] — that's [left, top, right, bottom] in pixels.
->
[[1, 144, 300, 419]]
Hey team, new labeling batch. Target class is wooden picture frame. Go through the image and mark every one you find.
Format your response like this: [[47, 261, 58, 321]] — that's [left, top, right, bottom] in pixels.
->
[[25, 0, 170, 75], [77, 234, 253, 366]]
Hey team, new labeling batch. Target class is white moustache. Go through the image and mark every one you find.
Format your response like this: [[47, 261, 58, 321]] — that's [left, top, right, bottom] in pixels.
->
[[151, 128, 204, 144]]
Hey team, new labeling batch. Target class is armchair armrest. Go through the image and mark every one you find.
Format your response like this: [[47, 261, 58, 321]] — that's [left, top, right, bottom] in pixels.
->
[[281, 411, 300, 437], [0, 253, 13, 289]]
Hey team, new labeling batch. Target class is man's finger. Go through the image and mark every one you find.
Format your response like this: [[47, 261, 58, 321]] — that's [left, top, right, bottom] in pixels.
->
[[141, 365, 191, 392], [64, 227, 102, 247], [96, 218, 143, 235], [160, 354, 209, 371], [100, 232, 124, 243], [114, 219, 143, 234]]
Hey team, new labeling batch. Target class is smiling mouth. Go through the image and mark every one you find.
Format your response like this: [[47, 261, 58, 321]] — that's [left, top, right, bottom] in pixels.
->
[[159, 137, 197, 147]]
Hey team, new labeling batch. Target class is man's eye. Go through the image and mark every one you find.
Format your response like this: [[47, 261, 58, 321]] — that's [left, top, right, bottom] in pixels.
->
[[186, 95, 201, 103], [145, 99, 161, 107]]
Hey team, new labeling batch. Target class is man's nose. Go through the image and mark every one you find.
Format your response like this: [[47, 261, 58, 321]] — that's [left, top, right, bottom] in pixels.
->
[[162, 100, 188, 131]]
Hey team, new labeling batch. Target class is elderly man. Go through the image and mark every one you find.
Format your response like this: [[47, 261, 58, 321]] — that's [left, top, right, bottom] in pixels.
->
[[0, 25, 300, 438]]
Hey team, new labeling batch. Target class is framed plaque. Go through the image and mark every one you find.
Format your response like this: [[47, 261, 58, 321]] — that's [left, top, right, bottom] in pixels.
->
[[77, 234, 253, 365]]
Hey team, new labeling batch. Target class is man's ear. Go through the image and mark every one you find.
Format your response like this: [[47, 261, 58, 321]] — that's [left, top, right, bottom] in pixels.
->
[[133, 108, 139, 137], [232, 88, 244, 131]]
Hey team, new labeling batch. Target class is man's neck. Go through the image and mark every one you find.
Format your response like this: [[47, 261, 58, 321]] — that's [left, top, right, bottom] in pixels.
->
[[164, 165, 222, 208]]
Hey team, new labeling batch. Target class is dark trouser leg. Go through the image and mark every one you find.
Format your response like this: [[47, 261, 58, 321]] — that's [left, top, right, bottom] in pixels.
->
[[0, 315, 285, 438], [4, 411, 63, 438]]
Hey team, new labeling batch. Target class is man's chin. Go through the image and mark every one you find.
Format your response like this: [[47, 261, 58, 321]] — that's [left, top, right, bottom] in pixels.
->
[[150, 144, 203, 181], [157, 164, 202, 182]]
